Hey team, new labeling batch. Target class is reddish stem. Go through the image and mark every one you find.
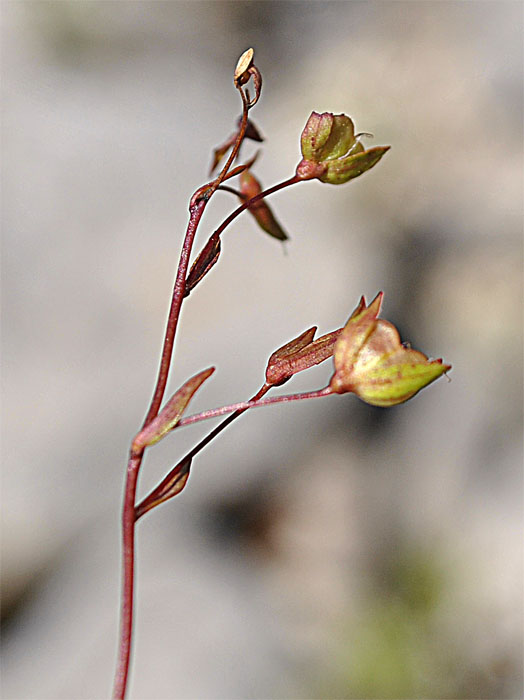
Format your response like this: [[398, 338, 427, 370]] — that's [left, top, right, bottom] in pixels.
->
[[177, 385, 334, 428], [112, 452, 142, 700], [209, 88, 250, 195], [113, 200, 211, 700], [114, 88, 254, 700], [143, 199, 207, 426]]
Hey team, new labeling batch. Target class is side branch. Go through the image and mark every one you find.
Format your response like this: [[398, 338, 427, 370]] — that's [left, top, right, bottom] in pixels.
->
[[213, 174, 301, 240], [178, 386, 334, 428]]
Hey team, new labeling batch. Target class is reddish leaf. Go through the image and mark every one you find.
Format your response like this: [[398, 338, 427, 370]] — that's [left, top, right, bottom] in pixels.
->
[[185, 234, 221, 297], [132, 368, 215, 450], [135, 456, 192, 519], [223, 152, 259, 182], [239, 170, 289, 241], [266, 327, 341, 386]]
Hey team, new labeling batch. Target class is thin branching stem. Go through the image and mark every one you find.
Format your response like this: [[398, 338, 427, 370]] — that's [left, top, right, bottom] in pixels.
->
[[177, 386, 334, 428], [214, 174, 301, 240]]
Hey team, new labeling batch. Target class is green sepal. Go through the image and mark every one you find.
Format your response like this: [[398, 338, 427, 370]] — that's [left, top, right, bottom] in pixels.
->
[[320, 146, 390, 185]]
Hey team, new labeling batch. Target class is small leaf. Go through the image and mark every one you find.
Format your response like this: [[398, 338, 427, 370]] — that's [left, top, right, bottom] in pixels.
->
[[133, 368, 215, 450], [223, 151, 259, 182], [209, 137, 236, 176], [243, 118, 264, 143], [239, 170, 289, 241], [135, 456, 192, 519], [209, 121, 262, 176], [266, 326, 341, 386], [185, 234, 221, 297]]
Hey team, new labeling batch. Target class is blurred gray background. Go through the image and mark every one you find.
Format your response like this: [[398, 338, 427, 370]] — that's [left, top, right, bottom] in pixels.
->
[[1, 2, 523, 698]]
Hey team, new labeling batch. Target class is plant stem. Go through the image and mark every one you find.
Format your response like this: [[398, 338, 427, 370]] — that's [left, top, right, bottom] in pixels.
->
[[143, 199, 207, 426], [177, 385, 334, 428], [217, 184, 244, 198], [114, 88, 253, 700], [208, 88, 250, 196], [113, 200, 214, 700], [112, 452, 142, 700]]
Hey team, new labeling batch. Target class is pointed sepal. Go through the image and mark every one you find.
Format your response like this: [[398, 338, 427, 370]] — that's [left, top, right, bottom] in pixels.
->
[[319, 146, 390, 185]]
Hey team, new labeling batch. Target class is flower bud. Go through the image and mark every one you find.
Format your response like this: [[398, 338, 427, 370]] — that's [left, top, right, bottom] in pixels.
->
[[296, 111, 390, 184], [329, 294, 450, 406]]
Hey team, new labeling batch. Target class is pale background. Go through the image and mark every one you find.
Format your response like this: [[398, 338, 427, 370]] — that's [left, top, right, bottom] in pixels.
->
[[1, 2, 523, 698]]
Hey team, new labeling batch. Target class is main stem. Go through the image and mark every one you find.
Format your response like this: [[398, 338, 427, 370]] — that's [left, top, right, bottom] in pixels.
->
[[113, 453, 141, 700], [114, 88, 253, 698], [113, 199, 206, 700], [144, 199, 207, 426]]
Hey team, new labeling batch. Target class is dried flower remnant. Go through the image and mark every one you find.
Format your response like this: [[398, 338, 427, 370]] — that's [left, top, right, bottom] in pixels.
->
[[234, 48, 262, 106], [234, 48, 255, 85]]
